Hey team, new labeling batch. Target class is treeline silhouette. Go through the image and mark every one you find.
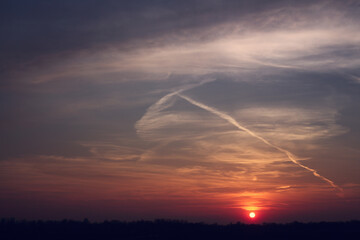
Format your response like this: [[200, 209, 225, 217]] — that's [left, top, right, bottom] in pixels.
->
[[1, 218, 359, 240]]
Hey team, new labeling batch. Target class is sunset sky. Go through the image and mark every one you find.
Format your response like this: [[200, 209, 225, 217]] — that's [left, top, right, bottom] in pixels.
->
[[1, 0, 360, 223]]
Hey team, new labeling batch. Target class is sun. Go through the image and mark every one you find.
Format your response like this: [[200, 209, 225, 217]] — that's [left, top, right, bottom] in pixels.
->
[[249, 212, 256, 219]]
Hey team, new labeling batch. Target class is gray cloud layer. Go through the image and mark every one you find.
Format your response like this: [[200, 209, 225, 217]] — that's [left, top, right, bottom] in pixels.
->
[[1, 0, 360, 222]]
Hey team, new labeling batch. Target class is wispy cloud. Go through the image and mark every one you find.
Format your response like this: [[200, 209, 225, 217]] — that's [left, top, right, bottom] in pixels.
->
[[135, 80, 345, 197], [2, 0, 360, 222], [235, 107, 348, 141], [4, 2, 359, 86], [177, 94, 342, 192]]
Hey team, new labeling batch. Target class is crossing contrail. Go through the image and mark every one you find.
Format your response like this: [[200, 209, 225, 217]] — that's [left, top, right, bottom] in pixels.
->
[[177, 93, 343, 192], [136, 78, 215, 138]]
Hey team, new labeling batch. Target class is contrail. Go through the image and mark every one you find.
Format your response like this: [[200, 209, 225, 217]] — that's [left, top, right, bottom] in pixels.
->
[[136, 78, 215, 136], [135, 79, 216, 160], [177, 93, 343, 192]]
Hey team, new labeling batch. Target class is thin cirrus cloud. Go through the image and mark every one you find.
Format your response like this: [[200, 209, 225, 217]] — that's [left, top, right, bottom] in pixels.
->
[[136, 83, 345, 191], [234, 107, 348, 141], [3, 1, 359, 86], [1, 0, 360, 222], [16, 25, 360, 85]]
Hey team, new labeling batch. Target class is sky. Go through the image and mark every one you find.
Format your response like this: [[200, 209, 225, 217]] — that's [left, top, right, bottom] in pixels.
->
[[1, 0, 360, 223]]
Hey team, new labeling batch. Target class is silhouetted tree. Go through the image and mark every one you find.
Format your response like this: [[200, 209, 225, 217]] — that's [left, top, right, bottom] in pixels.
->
[[0, 218, 359, 240]]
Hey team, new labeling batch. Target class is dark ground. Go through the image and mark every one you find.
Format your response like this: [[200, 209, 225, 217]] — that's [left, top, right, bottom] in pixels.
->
[[1, 219, 359, 240]]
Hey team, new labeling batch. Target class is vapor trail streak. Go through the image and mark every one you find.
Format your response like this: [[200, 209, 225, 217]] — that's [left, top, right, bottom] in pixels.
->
[[177, 93, 343, 192], [136, 78, 215, 135], [135, 79, 216, 160]]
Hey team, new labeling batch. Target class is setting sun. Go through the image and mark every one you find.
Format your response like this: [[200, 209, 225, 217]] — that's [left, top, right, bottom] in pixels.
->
[[249, 212, 256, 218]]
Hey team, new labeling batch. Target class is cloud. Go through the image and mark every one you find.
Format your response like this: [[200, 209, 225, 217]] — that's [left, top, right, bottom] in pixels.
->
[[178, 94, 342, 191], [2, 0, 359, 86], [349, 74, 360, 83], [2, 0, 360, 221], [15, 25, 359, 85], [136, 82, 345, 191], [234, 107, 348, 141]]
